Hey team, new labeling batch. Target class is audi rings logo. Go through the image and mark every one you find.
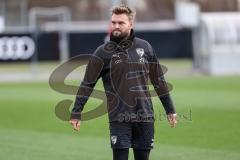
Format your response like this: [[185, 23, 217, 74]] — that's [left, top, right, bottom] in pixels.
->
[[0, 36, 35, 60]]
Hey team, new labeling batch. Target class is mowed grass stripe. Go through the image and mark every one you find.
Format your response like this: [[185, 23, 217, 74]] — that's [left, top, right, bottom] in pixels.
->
[[0, 128, 240, 160]]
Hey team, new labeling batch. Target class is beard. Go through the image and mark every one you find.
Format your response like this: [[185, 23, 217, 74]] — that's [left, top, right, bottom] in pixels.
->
[[111, 29, 129, 40]]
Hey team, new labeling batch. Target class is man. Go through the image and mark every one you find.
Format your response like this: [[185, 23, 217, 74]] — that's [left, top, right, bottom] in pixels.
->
[[70, 5, 177, 160]]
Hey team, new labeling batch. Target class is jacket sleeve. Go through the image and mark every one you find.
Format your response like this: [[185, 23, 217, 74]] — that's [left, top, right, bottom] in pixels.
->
[[147, 43, 176, 114], [71, 47, 104, 120]]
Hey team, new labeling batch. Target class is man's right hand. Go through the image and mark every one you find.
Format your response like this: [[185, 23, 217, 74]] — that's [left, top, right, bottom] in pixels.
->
[[69, 119, 81, 131]]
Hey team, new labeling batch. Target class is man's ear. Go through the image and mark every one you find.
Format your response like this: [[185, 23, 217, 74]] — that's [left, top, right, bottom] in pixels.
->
[[130, 20, 134, 28]]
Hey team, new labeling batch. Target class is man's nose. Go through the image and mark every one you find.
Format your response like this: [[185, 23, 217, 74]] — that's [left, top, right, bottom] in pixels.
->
[[114, 23, 120, 29]]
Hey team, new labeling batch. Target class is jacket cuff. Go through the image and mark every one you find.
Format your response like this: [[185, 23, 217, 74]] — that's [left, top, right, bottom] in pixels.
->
[[165, 107, 176, 115], [70, 112, 81, 120], [159, 94, 176, 114]]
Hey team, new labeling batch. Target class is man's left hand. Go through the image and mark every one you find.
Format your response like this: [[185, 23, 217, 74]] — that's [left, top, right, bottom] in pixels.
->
[[167, 113, 178, 128]]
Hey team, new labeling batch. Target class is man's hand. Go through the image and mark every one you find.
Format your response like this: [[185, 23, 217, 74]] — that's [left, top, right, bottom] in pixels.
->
[[167, 113, 178, 128], [69, 119, 81, 131]]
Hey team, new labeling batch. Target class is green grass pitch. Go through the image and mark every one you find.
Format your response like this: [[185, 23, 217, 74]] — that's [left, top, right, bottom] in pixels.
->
[[0, 63, 240, 160]]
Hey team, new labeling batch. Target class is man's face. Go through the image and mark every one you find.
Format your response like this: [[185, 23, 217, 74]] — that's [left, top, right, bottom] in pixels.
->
[[111, 14, 133, 39]]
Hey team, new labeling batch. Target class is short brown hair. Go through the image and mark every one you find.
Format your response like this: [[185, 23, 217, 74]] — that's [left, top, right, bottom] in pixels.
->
[[111, 4, 136, 21]]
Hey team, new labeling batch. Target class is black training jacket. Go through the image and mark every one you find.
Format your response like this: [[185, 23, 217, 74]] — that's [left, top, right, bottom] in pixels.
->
[[71, 30, 176, 122]]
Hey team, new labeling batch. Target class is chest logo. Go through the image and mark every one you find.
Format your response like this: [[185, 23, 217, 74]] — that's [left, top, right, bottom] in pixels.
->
[[136, 48, 145, 62]]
